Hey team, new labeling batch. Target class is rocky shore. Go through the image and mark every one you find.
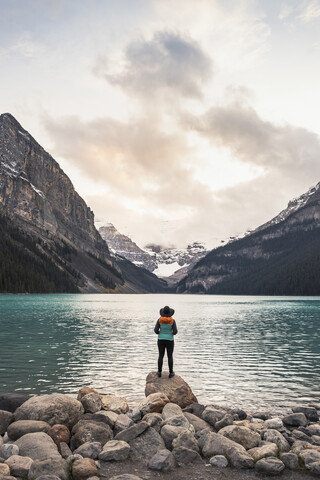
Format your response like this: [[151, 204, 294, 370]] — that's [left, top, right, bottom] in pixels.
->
[[1, 372, 320, 480]]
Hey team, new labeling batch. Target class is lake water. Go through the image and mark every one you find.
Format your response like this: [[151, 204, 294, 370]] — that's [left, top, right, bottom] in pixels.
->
[[0, 294, 320, 413]]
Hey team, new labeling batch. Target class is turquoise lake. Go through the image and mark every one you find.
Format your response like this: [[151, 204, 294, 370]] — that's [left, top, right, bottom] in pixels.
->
[[0, 294, 319, 412]]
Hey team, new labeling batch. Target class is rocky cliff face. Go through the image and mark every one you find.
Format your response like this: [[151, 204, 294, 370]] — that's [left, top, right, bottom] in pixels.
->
[[178, 182, 320, 295], [0, 113, 166, 293], [0, 113, 110, 260], [99, 223, 157, 271]]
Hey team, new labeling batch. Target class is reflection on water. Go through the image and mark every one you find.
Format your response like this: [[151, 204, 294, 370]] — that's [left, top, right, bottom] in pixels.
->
[[0, 294, 320, 411]]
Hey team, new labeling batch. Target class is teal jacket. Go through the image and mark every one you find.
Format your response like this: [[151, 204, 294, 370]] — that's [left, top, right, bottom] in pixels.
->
[[154, 316, 178, 341]]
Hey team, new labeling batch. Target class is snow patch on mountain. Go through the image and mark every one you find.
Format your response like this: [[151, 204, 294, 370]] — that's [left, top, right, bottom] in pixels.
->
[[97, 222, 208, 279], [153, 262, 189, 277]]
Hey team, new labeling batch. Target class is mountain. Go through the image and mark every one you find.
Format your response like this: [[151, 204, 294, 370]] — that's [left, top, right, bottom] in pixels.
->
[[98, 222, 208, 281], [177, 182, 320, 295], [98, 223, 157, 271], [0, 113, 166, 293], [145, 242, 208, 283]]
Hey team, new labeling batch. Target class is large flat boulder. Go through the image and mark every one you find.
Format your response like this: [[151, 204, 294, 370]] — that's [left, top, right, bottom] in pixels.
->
[[14, 394, 84, 429], [145, 372, 197, 408], [219, 425, 260, 450], [15, 432, 60, 460], [8, 420, 51, 440]]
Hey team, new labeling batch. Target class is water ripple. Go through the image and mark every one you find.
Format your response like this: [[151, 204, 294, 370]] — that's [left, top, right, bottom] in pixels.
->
[[0, 294, 320, 411]]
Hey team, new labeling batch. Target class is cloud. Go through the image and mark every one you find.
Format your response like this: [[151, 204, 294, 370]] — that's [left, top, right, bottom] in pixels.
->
[[94, 30, 213, 100], [298, 0, 320, 22], [45, 94, 320, 249], [278, 3, 294, 20], [183, 99, 320, 185], [44, 24, 320, 249], [0, 31, 44, 58]]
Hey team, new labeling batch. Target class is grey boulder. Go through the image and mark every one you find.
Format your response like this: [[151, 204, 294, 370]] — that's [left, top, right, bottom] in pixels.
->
[[282, 413, 307, 427], [263, 429, 290, 452], [4, 454, 33, 477], [172, 446, 202, 466], [7, 420, 50, 440], [0, 443, 19, 459], [162, 414, 190, 429], [265, 417, 283, 430], [209, 454, 228, 467], [160, 425, 188, 450], [15, 432, 60, 460], [255, 457, 285, 475], [248, 443, 278, 462], [215, 414, 234, 431], [172, 430, 199, 452], [148, 448, 175, 471], [183, 412, 212, 433], [129, 426, 165, 465], [70, 420, 113, 449], [74, 441, 102, 459], [280, 452, 300, 470], [226, 445, 254, 469], [14, 394, 84, 429], [162, 402, 183, 420], [28, 457, 69, 480], [292, 406, 319, 422], [80, 393, 102, 414], [201, 406, 224, 427], [113, 414, 134, 435], [82, 410, 118, 428], [141, 413, 162, 432], [99, 440, 130, 461], [219, 425, 260, 450], [114, 421, 149, 442], [299, 449, 320, 474]]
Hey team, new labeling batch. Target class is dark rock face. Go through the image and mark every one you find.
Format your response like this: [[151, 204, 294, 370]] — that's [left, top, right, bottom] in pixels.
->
[[178, 181, 320, 295], [99, 223, 157, 272], [0, 113, 167, 293], [0, 113, 109, 257], [0, 393, 30, 412]]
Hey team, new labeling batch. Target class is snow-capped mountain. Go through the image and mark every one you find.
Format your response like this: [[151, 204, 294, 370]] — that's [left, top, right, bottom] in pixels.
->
[[98, 223, 208, 278], [252, 181, 320, 235], [145, 242, 208, 278], [98, 223, 157, 271]]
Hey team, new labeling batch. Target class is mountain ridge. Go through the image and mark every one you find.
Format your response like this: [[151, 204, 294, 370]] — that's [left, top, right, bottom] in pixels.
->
[[0, 113, 166, 293], [177, 181, 320, 295]]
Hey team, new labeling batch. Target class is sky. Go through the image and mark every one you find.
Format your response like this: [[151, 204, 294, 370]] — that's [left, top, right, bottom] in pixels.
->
[[1, 0, 320, 248]]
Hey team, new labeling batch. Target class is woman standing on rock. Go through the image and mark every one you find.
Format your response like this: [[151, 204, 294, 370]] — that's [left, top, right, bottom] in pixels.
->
[[154, 305, 178, 378]]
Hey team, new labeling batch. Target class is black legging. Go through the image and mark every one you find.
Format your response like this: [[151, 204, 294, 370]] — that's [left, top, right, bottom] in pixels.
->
[[158, 339, 174, 373]]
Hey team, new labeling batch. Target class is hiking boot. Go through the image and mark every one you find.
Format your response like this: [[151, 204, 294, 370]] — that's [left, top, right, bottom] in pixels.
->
[[157, 371, 162, 377], [168, 371, 175, 378]]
